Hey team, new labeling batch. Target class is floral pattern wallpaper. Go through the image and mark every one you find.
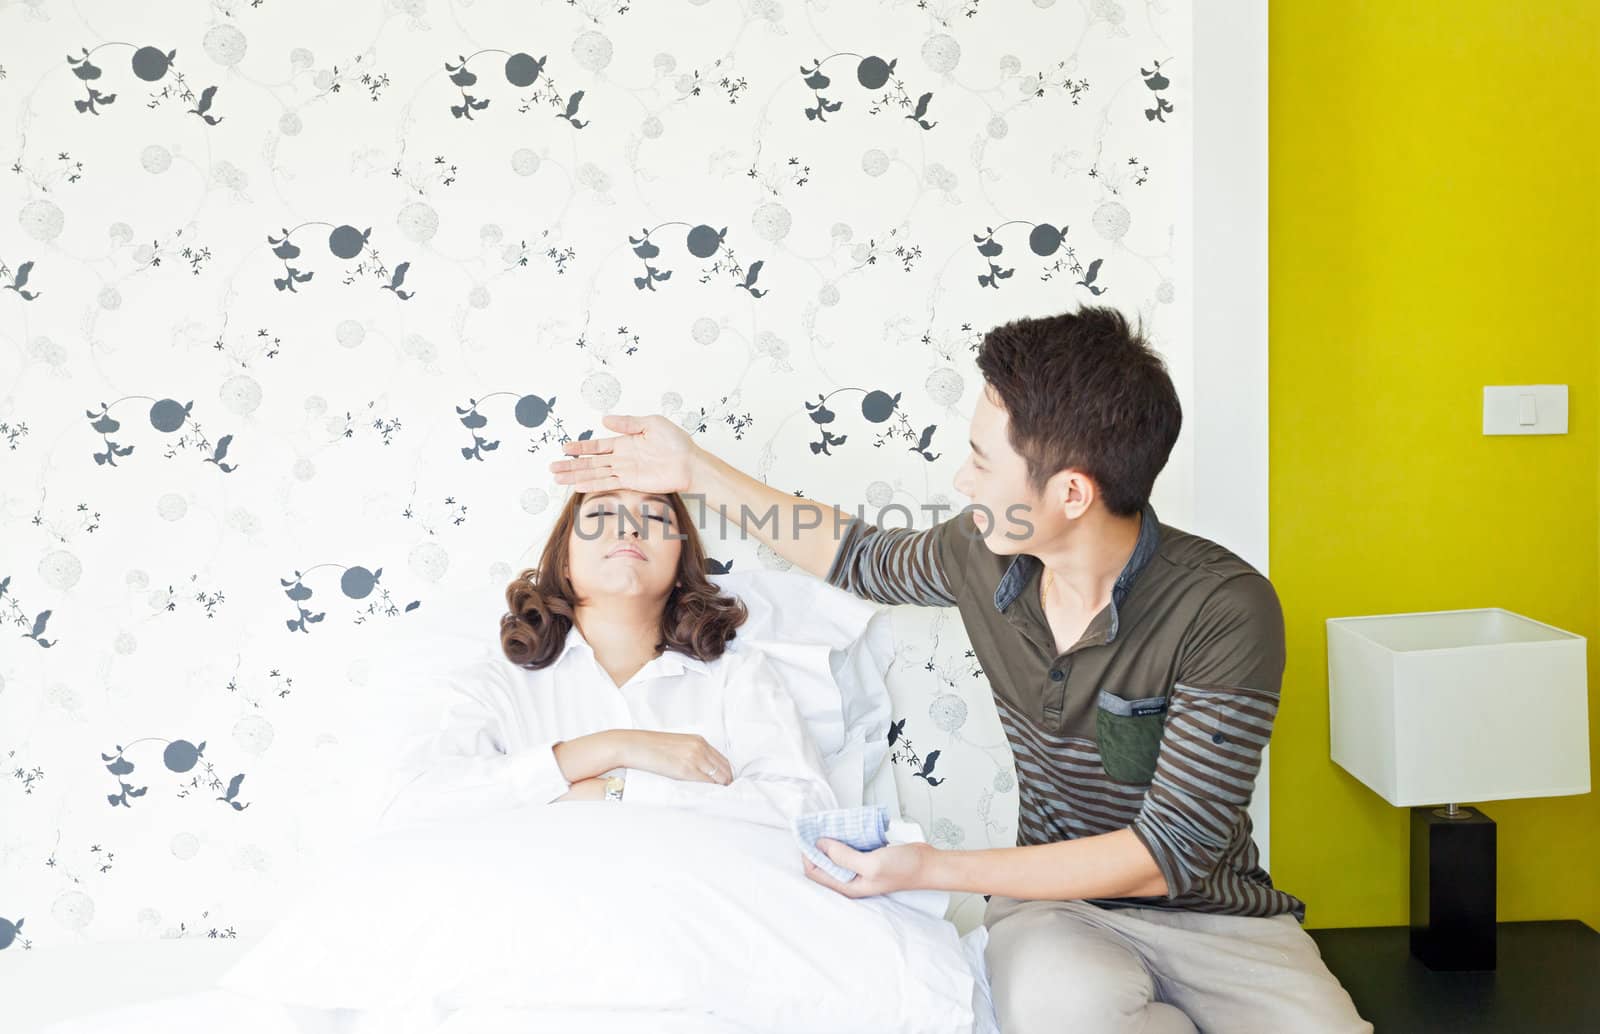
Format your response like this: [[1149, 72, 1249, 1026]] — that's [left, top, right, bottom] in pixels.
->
[[0, 0, 1191, 949]]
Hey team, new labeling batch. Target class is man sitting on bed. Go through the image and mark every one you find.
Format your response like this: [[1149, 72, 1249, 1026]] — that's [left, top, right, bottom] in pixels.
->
[[550, 305, 1372, 1034]]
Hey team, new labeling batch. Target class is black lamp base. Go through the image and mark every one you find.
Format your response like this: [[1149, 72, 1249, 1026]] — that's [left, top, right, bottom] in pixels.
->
[[1410, 805, 1496, 971]]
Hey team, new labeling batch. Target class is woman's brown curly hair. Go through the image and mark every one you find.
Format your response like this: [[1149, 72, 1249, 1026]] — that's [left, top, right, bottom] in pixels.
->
[[499, 490, 747, 669]]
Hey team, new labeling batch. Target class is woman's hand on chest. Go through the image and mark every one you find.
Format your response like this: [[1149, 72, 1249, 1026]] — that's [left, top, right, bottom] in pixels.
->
[[614, 729, 734, 785]]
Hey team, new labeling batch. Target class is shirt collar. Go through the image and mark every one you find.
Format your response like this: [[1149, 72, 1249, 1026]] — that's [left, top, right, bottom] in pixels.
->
[[992, 501, 1162, 644], [552, 623, 712, 677]]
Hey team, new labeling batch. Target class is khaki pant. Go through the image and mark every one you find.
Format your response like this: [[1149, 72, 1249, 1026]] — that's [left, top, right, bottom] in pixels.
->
[[983, 894, 1372, 1034]]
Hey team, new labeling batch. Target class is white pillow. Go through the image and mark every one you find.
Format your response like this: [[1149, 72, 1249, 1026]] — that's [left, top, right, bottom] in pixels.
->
[[833, 606, 897, 788], [215, 801, 974, 1034], [709, 569, 893, 797]]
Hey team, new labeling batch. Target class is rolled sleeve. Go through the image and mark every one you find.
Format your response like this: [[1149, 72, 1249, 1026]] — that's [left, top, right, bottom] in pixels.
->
[[504, 741, 571, 801], [823, 512, 967, 607], [1130, 573, 1285, 898], [616, 766, 698, 805], [376, 662, 572, 832]]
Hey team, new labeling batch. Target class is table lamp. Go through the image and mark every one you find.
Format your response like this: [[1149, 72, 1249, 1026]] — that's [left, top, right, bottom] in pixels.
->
[[1326, 608, 1590, 971]]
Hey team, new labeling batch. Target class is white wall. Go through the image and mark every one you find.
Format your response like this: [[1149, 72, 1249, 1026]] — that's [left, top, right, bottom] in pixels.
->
[[1192, 0, 1271, 868], [0, 0, 1215, 946]]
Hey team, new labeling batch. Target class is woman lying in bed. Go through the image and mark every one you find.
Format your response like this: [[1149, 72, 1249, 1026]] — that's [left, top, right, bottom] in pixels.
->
[[375, 487, 839, 833]]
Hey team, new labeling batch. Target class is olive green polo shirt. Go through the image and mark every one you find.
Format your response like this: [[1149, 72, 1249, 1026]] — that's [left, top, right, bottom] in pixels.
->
[[824, 502, 1305, 922]]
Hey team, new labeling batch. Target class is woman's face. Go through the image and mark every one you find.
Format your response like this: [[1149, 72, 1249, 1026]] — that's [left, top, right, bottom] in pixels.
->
[[566, 489, 683, 604]]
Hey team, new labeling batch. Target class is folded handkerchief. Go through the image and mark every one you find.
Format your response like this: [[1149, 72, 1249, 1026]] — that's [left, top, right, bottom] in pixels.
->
[[792, 804, 891, 882]]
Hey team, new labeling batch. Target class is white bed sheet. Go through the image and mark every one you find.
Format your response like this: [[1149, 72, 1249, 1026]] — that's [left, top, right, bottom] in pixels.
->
[[6, 629, 1000, 1034], [7, 784, 1001, 1033], [0, 936, 261, 1032], [3, 928, 997, 1034]]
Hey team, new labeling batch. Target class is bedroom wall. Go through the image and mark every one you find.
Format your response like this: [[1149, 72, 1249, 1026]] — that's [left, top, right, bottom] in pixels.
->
[[1269, 0, 1600, 929], [0, 1, 1195, 947]]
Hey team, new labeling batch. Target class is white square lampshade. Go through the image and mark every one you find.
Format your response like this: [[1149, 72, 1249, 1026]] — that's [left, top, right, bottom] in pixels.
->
[[1326, 608, 1590, 807]]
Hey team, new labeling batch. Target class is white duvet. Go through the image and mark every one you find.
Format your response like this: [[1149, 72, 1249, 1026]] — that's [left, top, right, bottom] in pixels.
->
[[23, 939, 995, 1034], [199, 800, 977, 1033]]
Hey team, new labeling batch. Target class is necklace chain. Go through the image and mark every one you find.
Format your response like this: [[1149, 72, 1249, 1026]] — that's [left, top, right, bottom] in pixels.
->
[[1041, 567, 1054, 606]]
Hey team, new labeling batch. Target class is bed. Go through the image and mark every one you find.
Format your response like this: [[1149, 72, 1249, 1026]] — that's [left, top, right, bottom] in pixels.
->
[[3, 573, 1000, 1033], [2, 928, 998, 1034], [7, 948, 998, 1033], [4, 772, 1000, 1033]]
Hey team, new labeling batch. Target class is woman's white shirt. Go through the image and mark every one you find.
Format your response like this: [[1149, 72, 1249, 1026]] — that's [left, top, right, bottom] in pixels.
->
[[377, 626, 838, 833]]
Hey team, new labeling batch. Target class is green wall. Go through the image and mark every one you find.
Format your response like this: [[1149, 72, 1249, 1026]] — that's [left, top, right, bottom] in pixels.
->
[[1268, 1, 1600, 928]]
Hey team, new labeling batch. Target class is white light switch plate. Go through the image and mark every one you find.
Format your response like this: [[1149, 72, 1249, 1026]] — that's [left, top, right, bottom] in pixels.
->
[[1483, 385, 1568, 436]]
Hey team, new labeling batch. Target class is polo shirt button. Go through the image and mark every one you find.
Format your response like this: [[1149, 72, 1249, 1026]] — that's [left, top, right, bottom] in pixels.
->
[[1049, 669, 1064, 682], [1212, 733, 1227, 744]]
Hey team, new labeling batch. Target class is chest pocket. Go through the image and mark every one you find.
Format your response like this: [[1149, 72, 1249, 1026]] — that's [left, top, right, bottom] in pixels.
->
[[1094, 690, 1171, 784]]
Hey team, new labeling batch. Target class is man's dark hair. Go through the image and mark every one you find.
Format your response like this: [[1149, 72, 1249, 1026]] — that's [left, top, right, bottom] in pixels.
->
[[975, 306, 1181, 518]]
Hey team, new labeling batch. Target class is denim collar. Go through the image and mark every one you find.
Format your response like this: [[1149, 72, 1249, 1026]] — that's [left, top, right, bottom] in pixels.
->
[[992, 502, 1161, 644]]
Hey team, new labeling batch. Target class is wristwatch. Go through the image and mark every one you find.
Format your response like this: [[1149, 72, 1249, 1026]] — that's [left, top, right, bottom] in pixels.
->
[[603, 775, 625, 802]]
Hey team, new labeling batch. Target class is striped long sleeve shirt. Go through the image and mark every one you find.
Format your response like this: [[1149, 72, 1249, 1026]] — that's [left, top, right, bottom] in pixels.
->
[[824, 502, 1306, 922]]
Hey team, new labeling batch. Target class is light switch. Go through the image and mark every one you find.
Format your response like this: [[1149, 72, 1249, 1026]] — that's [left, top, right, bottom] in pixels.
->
[[1484, 385, 1568, 436]]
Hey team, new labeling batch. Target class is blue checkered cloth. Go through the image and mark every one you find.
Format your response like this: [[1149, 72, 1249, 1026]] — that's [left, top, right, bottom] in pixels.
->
[[792, 804, 891, 882]]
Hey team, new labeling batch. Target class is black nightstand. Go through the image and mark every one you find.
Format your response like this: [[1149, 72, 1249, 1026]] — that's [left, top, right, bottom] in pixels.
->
[[1308, 921, 1600, 1033]]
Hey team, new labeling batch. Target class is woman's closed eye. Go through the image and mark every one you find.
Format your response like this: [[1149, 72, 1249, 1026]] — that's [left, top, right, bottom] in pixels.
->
[[585, 507, 672, 526]]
